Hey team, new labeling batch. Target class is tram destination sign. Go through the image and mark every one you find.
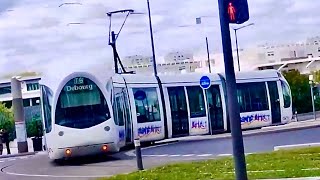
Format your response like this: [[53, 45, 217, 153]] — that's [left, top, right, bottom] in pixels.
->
[[200, 76, 211, 89], [64, 77, 94, 92]]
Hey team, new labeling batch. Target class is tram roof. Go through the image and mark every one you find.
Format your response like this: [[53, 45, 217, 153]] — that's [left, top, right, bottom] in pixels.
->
[[219, 69, 282, 81], [111, 72, 223, 85], [159, 73, 222, 84], [111, 73, 158, 84]]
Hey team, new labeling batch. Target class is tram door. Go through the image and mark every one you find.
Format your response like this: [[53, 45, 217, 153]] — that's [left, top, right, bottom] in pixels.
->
[[168, 87, 189, 137], [206, 85, 224, 133], [113, 87, 133, 144], [268, 82, 281, 124], [122, 89, 132, 143]]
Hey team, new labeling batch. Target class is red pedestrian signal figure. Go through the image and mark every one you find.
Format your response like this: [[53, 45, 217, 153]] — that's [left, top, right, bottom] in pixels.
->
[[225, 0, 249, 24], [228, 3, 236, 21]]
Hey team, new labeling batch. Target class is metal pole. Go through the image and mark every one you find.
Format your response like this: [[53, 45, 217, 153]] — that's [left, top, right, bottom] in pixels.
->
[[311, 84, 316, 121], [206, 37, 212, 73], [11, 77, 28, 153], [146, 0, 168, 138], [134, 138, 144, 170], [111, 31, 119, 74], [217, 0, 248, 179], [147, 0, 157, 76], [234, 29, 240, 72]]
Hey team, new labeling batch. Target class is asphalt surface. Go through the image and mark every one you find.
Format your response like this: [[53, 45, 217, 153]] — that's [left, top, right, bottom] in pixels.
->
[[0, 126, 319, 180], [141, 126, 320, 156]]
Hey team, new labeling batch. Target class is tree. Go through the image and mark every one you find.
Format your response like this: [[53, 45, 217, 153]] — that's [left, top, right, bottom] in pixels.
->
[[311, 70, 320, 111], [0, 102, 15, 141], [283, 70, 312, 114]]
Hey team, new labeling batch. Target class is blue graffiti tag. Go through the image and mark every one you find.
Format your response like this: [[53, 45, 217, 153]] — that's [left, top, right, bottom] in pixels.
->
[[119, 130, 125, 141], [138, 125, 161, 138], [191, 120, 207, 129], [241, 114, 271, 124]]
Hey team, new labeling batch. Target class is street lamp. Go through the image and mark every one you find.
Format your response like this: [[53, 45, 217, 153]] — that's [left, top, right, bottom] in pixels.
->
[[59, 2, 82, 7], [196, 16, 216, 73], [232, 22, 254, 72], [309, 74, 316, 121]]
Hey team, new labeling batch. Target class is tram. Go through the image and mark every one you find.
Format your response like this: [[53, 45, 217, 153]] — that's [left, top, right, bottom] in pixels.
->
[[39, 69, 292, 160]]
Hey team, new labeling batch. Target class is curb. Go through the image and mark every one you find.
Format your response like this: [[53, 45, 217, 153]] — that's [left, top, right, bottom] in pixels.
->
[[122, 122, 320, 157], [274, 143, 320, 151], [155, 122, 320, 144], [0, 152, 37, 159]]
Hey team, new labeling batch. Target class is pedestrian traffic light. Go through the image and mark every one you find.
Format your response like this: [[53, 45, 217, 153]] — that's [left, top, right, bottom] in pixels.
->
[[226, 0, 249, 24]]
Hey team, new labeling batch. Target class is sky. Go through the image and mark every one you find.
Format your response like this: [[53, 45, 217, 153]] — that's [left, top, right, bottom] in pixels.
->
[[0, 0, 320, 77]]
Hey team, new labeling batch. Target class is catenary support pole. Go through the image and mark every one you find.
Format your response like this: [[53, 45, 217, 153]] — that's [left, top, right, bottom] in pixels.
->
[[11, 77, 28, 153]]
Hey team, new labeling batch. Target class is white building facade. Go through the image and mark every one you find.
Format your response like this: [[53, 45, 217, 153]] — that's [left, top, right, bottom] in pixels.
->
[[237, 36, 320, 74]]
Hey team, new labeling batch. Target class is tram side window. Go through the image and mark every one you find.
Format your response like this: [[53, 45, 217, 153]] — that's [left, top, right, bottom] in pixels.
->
[[186, 86, 206, 118], [237, 82, 269, 113], [281, 81, 291, 108], [112, 93, 119, 126], [41, 86, 52, 133], [113, 87, 125, 126], [133, 88, 161, 123]]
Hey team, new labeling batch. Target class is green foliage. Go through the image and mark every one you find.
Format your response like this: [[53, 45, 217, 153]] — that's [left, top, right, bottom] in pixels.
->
[[312, 70, 320, 84], [26, 114, 43, 138], [0, 102, 15, 141], [100, 147, 320, 180], [283, 70, 312, 113]]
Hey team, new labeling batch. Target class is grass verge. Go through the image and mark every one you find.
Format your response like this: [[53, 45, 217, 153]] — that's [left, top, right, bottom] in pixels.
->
[[99, 147, 320, 180]]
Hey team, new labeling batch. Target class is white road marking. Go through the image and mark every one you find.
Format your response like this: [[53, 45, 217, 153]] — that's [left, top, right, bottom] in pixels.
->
[[4, 171, 112, 178], [182, 154, 195, 157], [0, 161, 4, 163], [143, 154, 168, 157], [19, 156, 29, 159], [217, 154, 232, 157], [196, 154, 213, 157], [7, 158, 16, 161], [169, 155, 181, 157]]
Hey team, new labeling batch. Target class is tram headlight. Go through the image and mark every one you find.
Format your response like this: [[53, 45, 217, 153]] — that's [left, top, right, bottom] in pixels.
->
[[102, 145, 108, 152], [65, 149, 72, 156]]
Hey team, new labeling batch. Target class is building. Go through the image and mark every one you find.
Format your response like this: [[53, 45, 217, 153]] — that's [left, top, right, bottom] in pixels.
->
[[238, 36, 320, 74], [253, 56, 320, 74], [164, 51, 194, 62], [121, 52, 204, 75], [0, 76, 41, 122], [123, 55, 153, 66]]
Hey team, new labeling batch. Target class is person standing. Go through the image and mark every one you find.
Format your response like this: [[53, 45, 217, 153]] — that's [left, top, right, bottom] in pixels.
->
[[2, 129, 10, 154], [0, 130, 3, 155]]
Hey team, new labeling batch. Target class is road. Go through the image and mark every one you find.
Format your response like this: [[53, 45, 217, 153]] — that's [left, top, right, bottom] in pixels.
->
[[141, 126, 320, 157], [0, 127, 319, 180]]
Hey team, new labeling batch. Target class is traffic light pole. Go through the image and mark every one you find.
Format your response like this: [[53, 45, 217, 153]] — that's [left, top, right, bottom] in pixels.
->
[[206, 37, 212, 73], [234, 29, 240, 72], [218, 0, 248, 179]]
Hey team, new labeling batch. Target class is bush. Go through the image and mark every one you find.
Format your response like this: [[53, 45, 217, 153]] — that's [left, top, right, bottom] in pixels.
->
[[0, 102, 15, 141], [283, 70, 312, 114], [26, 114, 43, 138]]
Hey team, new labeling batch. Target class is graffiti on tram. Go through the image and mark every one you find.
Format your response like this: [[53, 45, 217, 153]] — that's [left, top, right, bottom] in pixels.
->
[[119, 129, 125, 142], [138, 125, 162, 138], [191, 120, 208, 130], [241, 113, 271, 125]]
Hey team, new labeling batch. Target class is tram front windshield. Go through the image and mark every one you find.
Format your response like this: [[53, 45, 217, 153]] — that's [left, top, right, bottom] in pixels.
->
[[55, 77, 111, 129]]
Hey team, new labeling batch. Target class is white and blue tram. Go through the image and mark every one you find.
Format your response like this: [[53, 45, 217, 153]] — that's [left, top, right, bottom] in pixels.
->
[[39, 69, 292, 160]]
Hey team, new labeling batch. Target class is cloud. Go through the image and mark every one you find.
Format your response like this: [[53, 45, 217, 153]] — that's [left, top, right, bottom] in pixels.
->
[[0, 0, 320, 77]]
